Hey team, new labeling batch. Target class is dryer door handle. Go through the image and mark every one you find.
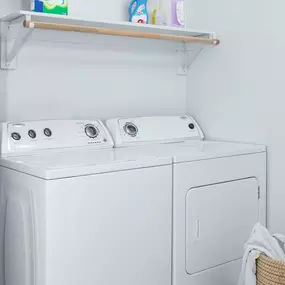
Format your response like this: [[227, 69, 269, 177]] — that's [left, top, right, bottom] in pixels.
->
[[195, 219, 200, 241]]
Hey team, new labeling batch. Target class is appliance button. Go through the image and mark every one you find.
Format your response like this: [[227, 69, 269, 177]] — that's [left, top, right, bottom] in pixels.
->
[[189, 123, 195, 130], [85, 125, 99, 138], [28, 130, 36, 139], [124, 123, 138, 137], [44, 128, 52, 137], [11, 132, 21, 141]]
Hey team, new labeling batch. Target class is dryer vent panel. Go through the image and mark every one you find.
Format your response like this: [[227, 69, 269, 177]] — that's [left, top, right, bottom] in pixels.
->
[[186, 178, 259, 274]]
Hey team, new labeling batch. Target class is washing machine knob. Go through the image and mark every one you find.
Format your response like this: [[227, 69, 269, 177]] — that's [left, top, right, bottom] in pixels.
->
[[28, 130, 36, 139], [85, 125, 99, 138], [124, 123, 138, 137], [44, 128, 52, 137], [11, 132, 21, 141]]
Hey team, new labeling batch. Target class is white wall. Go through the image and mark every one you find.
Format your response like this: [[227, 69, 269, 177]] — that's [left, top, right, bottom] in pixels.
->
[[0, 0, 19, 15], [0, 0, 187, 122], [187, 0, 285, 233]]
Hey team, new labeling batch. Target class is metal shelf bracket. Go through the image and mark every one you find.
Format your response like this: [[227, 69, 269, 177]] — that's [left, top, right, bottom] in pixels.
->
[[0, 15, 33, 70], [176, 43, 204, 76]]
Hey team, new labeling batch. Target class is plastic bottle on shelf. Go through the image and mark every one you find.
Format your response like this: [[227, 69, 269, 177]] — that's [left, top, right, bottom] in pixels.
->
[[129, 0, 148, 24], [152, 0, 167, 26], [171, 0, 185, 27]]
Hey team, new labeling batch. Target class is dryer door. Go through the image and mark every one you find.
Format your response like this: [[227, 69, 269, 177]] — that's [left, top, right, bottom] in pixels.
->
[[186, 178, 259, 274]]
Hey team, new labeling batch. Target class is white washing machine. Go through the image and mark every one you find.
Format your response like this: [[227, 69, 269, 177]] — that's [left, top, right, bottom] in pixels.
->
[[106, 115, 267, 285], [0, 120, 173, 285]]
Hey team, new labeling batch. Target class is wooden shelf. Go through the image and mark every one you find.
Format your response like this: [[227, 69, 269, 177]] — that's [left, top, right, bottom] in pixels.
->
[[1, 11, 219, 45], [0, 11, 220, 73]]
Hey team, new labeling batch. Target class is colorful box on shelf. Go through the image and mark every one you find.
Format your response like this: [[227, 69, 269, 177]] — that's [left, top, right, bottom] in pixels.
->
[[32, 0, 68, 15]]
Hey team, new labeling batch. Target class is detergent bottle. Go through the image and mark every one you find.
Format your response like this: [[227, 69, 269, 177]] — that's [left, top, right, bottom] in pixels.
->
[[171, 0, 185, 27], [129, 0, 148, 24]]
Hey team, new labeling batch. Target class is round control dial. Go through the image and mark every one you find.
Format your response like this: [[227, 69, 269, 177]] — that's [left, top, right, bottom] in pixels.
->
[[44, 128, 52, 137], [188, 123, 195, 130], [11, 132, 21, 141], [28, 130, 36, 139], [124, 122, 138, 137], [85, 125, 99, 138]]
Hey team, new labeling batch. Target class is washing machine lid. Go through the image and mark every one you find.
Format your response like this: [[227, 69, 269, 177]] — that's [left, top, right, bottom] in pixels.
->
[[0, 148, 172, 180], [112, 141, 266, 163]]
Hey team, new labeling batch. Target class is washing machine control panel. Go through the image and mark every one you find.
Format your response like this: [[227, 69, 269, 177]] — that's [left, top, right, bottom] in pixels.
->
[[0, 120, 114, 157], [106, 116, 204, 147]]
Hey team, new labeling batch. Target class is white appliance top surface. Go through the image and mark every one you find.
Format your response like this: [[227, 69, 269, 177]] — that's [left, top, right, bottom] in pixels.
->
[[0, 147, 172, 180], [0, 141, 266, 180], [113, 140, 266, 163]]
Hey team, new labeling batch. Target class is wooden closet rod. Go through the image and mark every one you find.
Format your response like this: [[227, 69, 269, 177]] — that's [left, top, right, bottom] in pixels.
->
[[23, 20, 220, 45]]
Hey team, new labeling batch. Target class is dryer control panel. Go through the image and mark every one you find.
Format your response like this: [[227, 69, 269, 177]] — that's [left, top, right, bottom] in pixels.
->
[[0, 120, 114, 157], [106, 116, 204, 147]]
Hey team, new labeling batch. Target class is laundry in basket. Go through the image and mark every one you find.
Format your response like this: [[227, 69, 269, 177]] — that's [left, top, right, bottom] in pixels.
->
[[238, 223, 285, 285]]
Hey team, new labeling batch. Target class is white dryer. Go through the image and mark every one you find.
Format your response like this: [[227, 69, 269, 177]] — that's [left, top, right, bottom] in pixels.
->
[[106, 115, 267, 285], [0, 120, 173, 285]]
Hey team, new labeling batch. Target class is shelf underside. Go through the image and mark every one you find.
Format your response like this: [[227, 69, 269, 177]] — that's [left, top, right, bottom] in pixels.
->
[[1, 11, 219, 45]]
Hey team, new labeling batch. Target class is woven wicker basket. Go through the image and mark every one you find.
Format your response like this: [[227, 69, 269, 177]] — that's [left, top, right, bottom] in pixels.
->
[[256, 254, 285, 285]]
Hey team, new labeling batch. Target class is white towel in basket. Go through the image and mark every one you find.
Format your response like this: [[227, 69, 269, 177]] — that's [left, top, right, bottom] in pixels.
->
[[238, 223, 285, 285]]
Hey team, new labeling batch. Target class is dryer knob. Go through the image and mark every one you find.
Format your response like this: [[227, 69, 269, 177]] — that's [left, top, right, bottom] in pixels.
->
[[189, 123, 195, 130], [124, 123, 138, 137]]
